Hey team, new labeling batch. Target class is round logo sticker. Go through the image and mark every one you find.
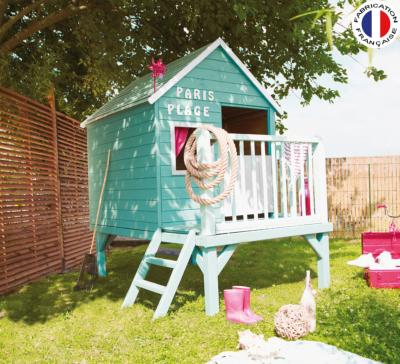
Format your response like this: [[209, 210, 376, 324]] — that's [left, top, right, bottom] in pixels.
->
[[352, 1, 399, 48]]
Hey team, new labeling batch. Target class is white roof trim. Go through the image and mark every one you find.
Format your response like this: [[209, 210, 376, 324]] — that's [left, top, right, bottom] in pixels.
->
[[148, 37, 282, 114]]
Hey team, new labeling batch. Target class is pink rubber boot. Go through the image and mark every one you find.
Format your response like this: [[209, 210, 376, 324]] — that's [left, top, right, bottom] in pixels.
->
[[232, 286, 263, 322], [224, 289, 257, 324]]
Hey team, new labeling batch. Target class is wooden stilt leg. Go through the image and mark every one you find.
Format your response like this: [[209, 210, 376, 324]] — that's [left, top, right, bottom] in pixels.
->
[[96, 232, 109, 277], [305, 232, 330, 289], [202, 246, 219, 316], [316, 233, 330, 288]]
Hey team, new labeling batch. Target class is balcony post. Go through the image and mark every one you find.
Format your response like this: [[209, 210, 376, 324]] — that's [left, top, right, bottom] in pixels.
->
[[196, 128, 216, 235], [312, 140, 328, 222]]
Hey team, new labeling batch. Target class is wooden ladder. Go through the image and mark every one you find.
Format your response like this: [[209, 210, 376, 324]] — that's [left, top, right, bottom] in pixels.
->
[[122, 228, 196, 319]]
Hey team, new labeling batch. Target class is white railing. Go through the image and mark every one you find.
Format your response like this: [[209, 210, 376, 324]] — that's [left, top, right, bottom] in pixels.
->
[[197, 131, 328, 235]]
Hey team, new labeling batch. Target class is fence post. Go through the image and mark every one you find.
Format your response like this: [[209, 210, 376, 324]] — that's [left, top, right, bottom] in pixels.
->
[[48, 87, 65, 272]]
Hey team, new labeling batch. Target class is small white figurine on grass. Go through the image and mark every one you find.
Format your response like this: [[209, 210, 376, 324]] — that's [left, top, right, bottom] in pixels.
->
[[300, 270, 317, 333]]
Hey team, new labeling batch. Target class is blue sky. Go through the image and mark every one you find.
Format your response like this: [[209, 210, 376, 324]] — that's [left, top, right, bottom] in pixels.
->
[[282, 42, 400, 157]]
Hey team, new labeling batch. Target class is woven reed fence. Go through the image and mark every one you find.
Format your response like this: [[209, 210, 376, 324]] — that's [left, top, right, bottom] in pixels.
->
[[0, 87, 91, 294], [326, 156, 400, 238]]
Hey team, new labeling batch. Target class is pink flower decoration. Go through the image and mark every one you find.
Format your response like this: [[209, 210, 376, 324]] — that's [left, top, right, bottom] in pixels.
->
[[149, 58, 167, 86]]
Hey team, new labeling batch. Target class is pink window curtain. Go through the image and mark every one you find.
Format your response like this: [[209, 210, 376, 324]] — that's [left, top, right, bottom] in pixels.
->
[[175, 127, 189, 156]]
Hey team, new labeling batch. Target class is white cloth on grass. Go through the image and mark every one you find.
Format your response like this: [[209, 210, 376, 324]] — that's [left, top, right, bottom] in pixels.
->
[[208, 336, 381, 364]]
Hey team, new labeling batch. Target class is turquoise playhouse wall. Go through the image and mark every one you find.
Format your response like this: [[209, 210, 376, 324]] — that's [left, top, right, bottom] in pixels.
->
[[87, 103, 158, 239], [157, 47, 276, 229]]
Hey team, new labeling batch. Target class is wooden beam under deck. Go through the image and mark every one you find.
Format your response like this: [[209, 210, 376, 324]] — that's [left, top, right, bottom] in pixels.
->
[[162, 222, 332, 247], [194, 222, 332, 247]]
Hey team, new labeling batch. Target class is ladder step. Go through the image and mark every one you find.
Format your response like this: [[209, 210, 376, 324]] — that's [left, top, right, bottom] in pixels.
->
[[135, 279, 166, 295], [161, 232, 191, 244], [146, 256, 177, 269]]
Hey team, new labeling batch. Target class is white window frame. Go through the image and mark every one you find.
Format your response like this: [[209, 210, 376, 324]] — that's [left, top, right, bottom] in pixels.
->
[[170, 121, 213, 176]]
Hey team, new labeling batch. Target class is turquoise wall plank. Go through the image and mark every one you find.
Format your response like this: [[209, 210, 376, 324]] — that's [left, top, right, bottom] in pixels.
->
[[161, 187, 198, 200], [187, 68, 252, 84], [96, 166, 157, 181], [162, 198, 199, 211], [93, 208, 158, 223], [92, 199, 158, 212], [89, 146, 156, 167], [90, 178, 157, 193], [89, 139, 156, 158], [89, 121, 155, 145], [162, 209, 200, 223], [195, 58, 243, 73], [87, 102, 158, 234], [96, 188, 158, 201], [89, 130, 156, 153], [106, 155, 157, 171], [88, 105, 154, 136]]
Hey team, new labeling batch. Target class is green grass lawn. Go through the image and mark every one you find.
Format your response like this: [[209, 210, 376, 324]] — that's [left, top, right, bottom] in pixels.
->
[[1, 238, 400, 363]]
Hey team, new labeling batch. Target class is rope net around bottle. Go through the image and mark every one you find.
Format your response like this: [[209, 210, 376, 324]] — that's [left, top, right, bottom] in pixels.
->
[[184, 125, 238, 206]]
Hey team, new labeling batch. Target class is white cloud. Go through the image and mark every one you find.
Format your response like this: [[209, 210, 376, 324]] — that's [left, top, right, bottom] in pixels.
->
[[282, 42, 400, 157]]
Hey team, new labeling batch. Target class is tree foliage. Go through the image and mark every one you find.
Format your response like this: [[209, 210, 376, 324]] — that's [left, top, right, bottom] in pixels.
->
[[0, 0, 373, 122]]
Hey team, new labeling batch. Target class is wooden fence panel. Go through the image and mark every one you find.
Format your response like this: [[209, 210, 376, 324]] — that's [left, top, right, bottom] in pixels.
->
[[0, 87, 90, 294], [56, 112, 91, 270], [327, 156, 400, 238]]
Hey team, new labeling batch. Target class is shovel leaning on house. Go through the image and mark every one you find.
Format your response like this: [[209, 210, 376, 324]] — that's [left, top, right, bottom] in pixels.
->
[[74, 150, 111, 291]]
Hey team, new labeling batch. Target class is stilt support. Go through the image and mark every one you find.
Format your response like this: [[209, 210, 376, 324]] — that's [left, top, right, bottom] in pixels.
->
[[304, 232, 330, 288], [202, 247, 219, 316], [96, 232, 110, 277], [194, 244, 238, 316]]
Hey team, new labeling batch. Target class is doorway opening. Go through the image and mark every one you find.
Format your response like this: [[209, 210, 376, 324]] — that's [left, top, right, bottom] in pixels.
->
[[222, 106, 268, 135], [222, 106, 268, 155]]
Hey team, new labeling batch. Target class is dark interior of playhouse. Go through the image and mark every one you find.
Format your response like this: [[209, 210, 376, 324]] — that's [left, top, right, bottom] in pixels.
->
[[222, 106, 268, 135]]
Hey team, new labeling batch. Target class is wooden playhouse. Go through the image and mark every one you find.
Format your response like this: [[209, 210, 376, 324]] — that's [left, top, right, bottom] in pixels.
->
[[81, 38, 332, 318]]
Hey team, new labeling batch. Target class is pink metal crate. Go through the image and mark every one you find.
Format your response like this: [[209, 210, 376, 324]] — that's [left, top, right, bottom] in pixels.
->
[[366, 269, 400, 288], [361, 232, 400, 259], [362, 232, 400, 288]]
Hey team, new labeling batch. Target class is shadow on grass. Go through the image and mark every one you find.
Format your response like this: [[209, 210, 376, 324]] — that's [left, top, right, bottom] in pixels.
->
[[2, 237, 321, 324]]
